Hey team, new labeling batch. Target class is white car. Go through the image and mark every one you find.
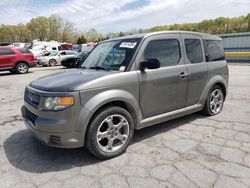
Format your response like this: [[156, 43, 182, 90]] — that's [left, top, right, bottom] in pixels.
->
[[37, 50, 77, 66]]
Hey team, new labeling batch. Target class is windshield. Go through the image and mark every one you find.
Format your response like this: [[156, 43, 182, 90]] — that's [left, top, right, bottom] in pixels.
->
[[81, 38, 141, 71], [48, 51, 59, 56]]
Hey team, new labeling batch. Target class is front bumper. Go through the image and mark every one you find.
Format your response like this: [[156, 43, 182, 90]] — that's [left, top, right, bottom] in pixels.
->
[[21, 86, 84, 148], [37, 59, 48, 66], [22, 106, 83, 148]]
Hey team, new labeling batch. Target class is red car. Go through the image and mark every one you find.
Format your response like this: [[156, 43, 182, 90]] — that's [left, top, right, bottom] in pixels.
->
[[0, 47, 36, 74]]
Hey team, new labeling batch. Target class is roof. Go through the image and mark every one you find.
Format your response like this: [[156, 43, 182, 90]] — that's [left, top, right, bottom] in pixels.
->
[[106, 31, 221, 41]]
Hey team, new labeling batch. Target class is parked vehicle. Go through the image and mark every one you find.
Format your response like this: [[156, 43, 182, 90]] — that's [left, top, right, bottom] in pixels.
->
[[59, 43, 73, 50], [22, 31, 228, 159], [79, 43, 95, 52], [0, 47, 36, 74], [29, 40, 61, 57], [37, 50, 77, 66], [61, 51, 90, 68], [9, 42, 26, 48]]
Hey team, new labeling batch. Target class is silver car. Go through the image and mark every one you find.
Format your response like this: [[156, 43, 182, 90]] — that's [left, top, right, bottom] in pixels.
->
[[37, 50, 77, 66], [22, 31, 228, 159]]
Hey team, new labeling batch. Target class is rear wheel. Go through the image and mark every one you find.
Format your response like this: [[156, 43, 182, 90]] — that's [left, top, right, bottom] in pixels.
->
[[49, 59, 57, 66], [201, 85, 224, 116], [16, 62, 29, 74], [86, 106, 134, 159]]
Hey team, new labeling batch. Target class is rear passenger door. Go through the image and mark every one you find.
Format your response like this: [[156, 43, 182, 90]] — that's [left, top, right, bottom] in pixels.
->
[[181, 34, 208, 106], [137, 33, 188, 118]]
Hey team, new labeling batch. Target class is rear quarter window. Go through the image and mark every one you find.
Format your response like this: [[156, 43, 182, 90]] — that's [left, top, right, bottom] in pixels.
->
[[60, 51, 66, 55], [0, 49, 15, 55], [205, 40, 225, 61], [184, 39, 203, 64], [17, 48, 31, 54]]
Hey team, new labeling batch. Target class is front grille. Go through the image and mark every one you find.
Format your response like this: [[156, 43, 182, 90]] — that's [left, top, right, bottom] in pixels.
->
[[25, 89, 40, 108], [49, 135, 61, 144], [25, 108, 38, 126]]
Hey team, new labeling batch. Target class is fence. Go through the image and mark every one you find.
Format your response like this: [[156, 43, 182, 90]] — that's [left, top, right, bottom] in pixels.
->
[[220, 32, 250, 63]]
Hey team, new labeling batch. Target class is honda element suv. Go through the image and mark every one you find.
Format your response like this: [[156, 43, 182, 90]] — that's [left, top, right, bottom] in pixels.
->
[[22, 31, 228, 159]]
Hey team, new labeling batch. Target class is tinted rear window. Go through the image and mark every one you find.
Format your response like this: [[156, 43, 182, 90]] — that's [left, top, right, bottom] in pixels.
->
[[0, 49, 15, 55], [205, 40, 225, 61], [184, 39, 203, 64], [17, 48, 31, 54]]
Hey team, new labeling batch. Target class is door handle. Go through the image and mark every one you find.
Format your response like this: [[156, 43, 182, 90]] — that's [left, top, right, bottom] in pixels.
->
[[179, 72, 189, 79]]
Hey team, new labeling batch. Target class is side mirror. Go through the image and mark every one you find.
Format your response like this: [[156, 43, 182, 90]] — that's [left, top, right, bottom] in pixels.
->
[[139, 58, 160, 71]]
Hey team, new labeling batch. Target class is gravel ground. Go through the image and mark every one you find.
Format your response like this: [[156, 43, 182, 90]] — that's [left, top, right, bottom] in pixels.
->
[[0, 65, 250, 188]]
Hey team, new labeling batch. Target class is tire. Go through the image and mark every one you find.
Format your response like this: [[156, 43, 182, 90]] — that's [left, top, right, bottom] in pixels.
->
[[16, 62, 29, 74], [49, 59, 57, 67], [201, 85, 224, 116], [86, 106, 134, 159]]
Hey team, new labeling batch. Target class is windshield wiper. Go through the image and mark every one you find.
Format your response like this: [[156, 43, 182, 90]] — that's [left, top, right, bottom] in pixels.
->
[[89, 66, 110, 71]]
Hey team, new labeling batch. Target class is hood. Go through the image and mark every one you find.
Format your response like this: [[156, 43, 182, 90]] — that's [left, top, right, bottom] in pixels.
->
[[30, 69, 114, 92]]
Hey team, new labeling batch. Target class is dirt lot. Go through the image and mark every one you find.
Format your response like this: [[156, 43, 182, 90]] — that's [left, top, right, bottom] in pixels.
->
[[0, 65, 250, 188]]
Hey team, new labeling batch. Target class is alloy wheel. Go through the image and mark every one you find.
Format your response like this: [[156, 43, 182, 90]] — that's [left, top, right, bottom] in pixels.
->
[[96, 114, 130, 152], [17, 63, 28, 73], [209, 89, 223, 114]]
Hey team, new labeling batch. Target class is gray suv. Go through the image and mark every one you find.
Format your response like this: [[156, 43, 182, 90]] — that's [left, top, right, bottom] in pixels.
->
[[22, 31, 228, 159]]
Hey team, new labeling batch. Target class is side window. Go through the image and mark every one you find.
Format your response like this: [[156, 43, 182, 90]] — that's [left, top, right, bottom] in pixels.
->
[[0, 49, 15, 55], [143, 39, 181, 67], [60, 51, 66, 55], [205, 40, 225, 61], [17, 48, 31, 54], [184, 39, 203, 64], [66, 51, 76, 55]]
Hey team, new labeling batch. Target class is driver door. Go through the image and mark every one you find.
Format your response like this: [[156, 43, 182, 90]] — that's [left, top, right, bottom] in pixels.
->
[[137, 33, 188, 118]]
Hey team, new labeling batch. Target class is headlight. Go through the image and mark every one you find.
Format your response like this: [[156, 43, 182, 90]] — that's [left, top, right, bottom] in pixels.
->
[[43, 96, 74, 111]]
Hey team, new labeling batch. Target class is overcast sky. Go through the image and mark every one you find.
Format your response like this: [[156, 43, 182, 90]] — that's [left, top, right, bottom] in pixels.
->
[[0, 0, 249, 33]]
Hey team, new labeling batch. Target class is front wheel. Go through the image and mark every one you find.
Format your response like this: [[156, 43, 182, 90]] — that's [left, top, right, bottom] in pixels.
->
[[16, 62, 29, 74], [49, 59, 57, 66], [201, 85, 224, 116], [86, 106, 134, 159]]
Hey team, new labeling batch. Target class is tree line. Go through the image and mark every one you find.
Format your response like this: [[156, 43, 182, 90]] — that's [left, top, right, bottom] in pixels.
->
[[112, 13, 250, 38], [0, 13, 249, 44], [0, 15, 104, 44], [147, 13, 250, 34]]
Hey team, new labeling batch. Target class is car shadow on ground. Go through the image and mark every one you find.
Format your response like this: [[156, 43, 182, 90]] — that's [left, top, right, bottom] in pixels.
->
[[3, 112, 203, 173], [0, 71, 34, 77]]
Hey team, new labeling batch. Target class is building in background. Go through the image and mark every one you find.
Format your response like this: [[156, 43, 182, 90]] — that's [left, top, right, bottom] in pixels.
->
[[220, 32, 250, 63]]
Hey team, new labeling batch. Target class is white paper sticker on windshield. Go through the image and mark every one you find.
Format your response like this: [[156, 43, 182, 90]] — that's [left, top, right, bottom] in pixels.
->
[[120, 42, 137, 49], [119, 66, 126, 71]]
